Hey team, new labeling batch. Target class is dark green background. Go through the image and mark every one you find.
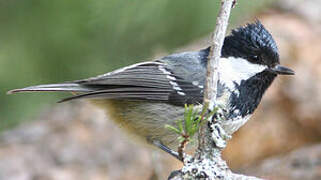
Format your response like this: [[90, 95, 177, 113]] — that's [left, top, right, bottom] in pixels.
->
[[0, 0, 273, 130]]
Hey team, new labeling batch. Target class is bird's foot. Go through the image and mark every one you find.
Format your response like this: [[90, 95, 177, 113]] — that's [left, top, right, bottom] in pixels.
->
[[210, 122, 231, 149], [150, 139, 183, 162]]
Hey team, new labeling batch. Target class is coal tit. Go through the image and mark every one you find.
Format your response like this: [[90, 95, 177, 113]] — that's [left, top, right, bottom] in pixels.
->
[[8, 21, 294, 158]]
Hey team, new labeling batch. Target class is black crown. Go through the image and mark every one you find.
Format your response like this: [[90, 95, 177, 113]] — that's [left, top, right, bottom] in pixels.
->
[[222, 20, 279, 67]]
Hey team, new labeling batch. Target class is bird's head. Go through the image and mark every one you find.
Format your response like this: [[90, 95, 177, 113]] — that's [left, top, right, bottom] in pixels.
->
[[218, 20, 294, 117], [221, 20, 294, 77]]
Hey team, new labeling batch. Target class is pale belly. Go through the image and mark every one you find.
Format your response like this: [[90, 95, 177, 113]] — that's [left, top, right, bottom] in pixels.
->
[[90, 99, 251, 149], [90, 99, 185, 148]]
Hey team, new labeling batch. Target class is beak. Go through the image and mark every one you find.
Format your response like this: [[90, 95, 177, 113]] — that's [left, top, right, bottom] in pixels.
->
[[270, 65, 295, 75]]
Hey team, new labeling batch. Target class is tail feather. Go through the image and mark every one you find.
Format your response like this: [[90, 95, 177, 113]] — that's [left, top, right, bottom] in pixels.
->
[[7, 83, 92, 95]]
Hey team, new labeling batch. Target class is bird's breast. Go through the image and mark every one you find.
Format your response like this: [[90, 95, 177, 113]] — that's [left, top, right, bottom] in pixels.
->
[[90, 99, 185, 148]]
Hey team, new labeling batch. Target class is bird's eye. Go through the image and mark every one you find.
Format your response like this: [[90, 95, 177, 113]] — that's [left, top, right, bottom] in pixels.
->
[[253, 55, 258, 60], [249, 55, 260, 62]]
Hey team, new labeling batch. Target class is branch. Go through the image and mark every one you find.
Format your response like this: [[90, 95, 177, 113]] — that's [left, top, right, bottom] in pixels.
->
[[204, 0, 232, 111], [200, 0, 235, 151], [168, 0, 263, 179]]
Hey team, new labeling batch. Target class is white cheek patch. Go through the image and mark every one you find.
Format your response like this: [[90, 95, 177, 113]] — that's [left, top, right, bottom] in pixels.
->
[[218, 57, 267, 89]]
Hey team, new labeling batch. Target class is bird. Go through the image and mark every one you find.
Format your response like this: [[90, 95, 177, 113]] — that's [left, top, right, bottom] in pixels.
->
[[8, 21, 294, 160]]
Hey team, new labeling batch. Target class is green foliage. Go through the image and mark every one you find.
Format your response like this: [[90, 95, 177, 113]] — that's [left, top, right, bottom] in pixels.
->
[[165, 104, 217, 143], [0, 0, 274, 130]]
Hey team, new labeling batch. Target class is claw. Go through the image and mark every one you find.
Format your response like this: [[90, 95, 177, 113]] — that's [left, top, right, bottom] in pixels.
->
[[210, 123, 231, 149]]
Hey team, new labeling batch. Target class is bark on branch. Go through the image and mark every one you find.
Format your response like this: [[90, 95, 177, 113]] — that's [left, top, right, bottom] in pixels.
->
[[168, 0, 263, 179]]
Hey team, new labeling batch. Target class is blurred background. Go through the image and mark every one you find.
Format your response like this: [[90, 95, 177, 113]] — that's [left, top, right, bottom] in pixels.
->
[[1, 0, 321, 179]]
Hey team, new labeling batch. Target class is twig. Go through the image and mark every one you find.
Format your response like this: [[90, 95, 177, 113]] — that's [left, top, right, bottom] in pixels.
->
[[168, 0, 263, 179], [177, 134, 189, 161], [199, 0, 235, 151], [204, 0, 233, 112]]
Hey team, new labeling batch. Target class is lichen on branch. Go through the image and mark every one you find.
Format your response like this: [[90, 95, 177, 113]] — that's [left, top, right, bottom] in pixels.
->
[[168, 0, 263, 179]]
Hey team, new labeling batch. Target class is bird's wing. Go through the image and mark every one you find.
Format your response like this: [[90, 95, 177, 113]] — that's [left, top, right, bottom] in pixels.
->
[[60, 61, 204, 106], [9, 49, 209, 106]]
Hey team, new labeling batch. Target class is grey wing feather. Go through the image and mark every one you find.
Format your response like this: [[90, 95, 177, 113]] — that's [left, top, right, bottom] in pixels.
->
[[8, 49, 209, 106], [8, 61, 175, 103], [76, 62, 171, 88], [60, 61, 175, 102], [7, 83, 94, 94], [58, 87, 171, 103]]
